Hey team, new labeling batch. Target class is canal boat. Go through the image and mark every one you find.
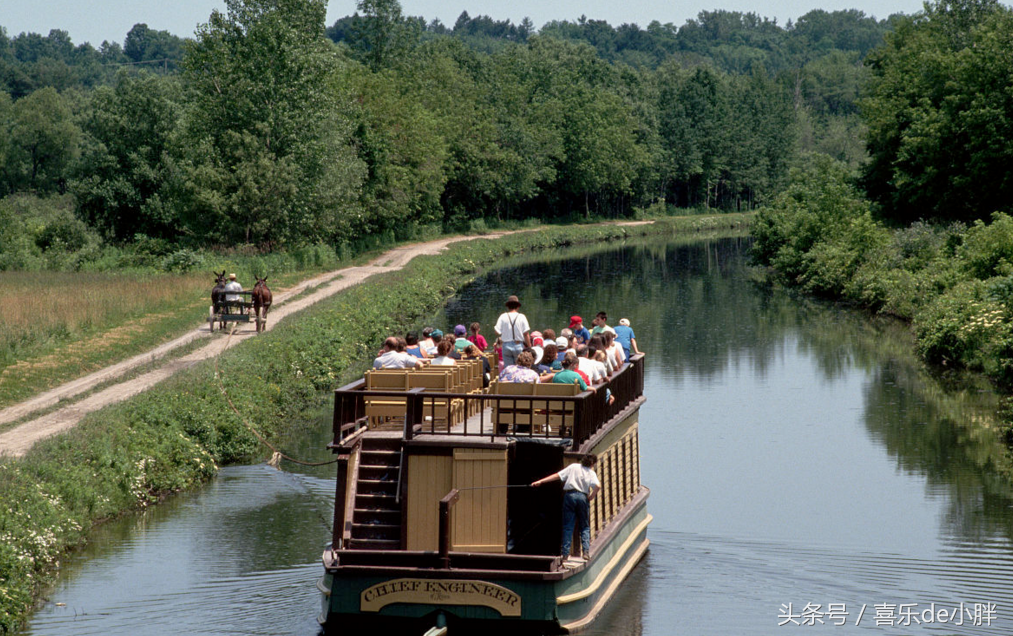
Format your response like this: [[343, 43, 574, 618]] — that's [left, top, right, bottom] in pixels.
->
[[319, 353, 651, 634]]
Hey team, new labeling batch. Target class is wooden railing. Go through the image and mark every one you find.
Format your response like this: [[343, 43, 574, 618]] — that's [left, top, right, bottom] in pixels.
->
[[331, 355, 645, 451]]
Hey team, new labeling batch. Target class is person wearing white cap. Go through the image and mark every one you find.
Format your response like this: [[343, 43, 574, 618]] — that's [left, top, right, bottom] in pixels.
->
[[224, 273, 243, 303], [613, 318, 641, 359], [555, 336, 570, 363]]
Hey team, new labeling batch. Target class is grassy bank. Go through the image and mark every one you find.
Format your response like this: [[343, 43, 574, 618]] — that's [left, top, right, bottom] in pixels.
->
[[0, 214, 750, 632]]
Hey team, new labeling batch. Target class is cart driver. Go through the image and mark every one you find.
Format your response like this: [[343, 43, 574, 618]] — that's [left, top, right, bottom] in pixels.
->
[[224, 273, 243, 308]]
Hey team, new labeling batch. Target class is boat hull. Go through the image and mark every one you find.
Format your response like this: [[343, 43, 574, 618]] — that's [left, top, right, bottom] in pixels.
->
[[319, 496, 650, 634]]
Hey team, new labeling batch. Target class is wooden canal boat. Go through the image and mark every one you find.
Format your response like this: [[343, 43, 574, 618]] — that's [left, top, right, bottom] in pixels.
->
[[319, 354, 651, 634]]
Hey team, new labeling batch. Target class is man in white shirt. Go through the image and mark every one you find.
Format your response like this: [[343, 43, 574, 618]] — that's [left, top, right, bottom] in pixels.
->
[[224, 273, 243, 302], [494, 295, 531, 368], [373, 337, 422, 369], [531, 454, 600, 559], [576, 345, 607, 383]]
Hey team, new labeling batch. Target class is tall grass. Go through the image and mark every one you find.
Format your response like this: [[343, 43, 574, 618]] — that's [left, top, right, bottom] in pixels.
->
[[0, 272, 209, 371]]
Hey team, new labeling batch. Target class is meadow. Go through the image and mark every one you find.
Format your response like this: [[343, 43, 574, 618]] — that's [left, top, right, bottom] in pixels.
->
[[0, 242, 349, 409]]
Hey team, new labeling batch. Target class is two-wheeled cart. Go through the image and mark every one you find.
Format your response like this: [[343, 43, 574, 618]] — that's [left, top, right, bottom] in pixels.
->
[[209, 291, 264, 332]]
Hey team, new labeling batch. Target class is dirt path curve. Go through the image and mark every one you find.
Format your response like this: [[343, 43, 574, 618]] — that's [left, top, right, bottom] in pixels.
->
[[0, 231, 520, 458]]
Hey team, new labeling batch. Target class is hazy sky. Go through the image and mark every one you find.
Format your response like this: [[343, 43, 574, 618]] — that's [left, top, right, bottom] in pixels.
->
[[6, 0, 927, 48]]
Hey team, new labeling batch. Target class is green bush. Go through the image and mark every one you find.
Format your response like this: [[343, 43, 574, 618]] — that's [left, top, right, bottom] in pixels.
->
[[752, 155, 871, 283], [959, 212, 1013, 280]]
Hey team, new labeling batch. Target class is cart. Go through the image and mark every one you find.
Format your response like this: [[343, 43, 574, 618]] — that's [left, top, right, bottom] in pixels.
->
[[208, 291, 264, 332]]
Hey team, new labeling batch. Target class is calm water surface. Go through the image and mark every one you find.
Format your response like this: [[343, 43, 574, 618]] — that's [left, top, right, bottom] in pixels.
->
[[24, 236, 1013, 635]]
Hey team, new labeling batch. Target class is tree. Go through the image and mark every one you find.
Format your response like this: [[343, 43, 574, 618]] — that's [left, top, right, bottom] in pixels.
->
[[72, 71, 181, 240], [862, 0, 1013, 224], [4, 87, 80, 194], [179, 0, 363, 245], [350, 0, 418, 70]]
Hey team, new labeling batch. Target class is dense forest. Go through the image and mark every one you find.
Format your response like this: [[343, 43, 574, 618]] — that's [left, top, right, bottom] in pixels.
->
[[0, 0, 899, 270]]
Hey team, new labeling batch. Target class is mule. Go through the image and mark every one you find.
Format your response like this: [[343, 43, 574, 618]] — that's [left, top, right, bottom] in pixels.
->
[[252, 276, 272, 333]]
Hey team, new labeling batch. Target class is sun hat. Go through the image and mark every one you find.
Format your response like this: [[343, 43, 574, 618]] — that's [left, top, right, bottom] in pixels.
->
[[432, 329, 444, 339], [506, 295, 521, 308], [619, 318, 631, 326], [569, 315, 582, 328], [555, 336, 569, 348], [454, 324, 467, 336], [229, 273, 237, 280]]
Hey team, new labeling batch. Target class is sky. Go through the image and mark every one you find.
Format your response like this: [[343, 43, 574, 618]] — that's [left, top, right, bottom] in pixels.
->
[[5, 0, 929, 48]]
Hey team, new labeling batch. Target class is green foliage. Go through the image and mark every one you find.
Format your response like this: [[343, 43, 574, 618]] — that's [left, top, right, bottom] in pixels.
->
[[862, 0, 1013, 224], [72, 71, 181, 241], [958, 213, 1013, 279], [0, 87, 81, 195], [751, 154, 872, 283], [348, 0, 421, 69], [0, 194, 101, 271], [179, 0, 365, 246]]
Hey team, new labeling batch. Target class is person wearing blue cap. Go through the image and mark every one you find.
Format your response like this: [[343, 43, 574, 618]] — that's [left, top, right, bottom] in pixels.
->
[[453, 324, 470, 352]]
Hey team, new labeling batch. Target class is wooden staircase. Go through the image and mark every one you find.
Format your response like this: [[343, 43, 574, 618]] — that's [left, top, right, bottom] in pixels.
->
[[348, 436, 403, 550]]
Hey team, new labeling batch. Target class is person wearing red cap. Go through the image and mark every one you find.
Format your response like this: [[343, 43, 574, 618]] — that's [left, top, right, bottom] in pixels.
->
[[569, 316, 591, 345]]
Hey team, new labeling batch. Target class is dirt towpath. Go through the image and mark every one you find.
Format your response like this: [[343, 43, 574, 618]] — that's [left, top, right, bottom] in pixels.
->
[[0, 232, 519, 458]]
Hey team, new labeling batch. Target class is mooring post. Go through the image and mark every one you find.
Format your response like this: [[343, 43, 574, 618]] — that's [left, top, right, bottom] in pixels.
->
[[439, 489, 460, 569]]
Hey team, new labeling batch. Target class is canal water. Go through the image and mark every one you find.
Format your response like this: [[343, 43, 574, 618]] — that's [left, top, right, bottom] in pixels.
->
[[23, 235, 1013, 635]]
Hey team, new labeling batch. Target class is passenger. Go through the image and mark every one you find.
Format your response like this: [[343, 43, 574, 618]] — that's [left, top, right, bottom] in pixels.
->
[[577, 345, 607, 383], [454, 324, 470, 353], [593, 351, 617, 404], [603, 330, 625, 369], [430, 339, 457, 366], [542, 328, 557, 343], [550, 352, 588, 391], [467, 322, 488, 351], [396, 337, 408, 353], [405, 332, 427, 358], [442, 334, 463, 360], [463, 344, 492, 387], [493, 337, 504, 372], [568, 316, 591, 345], [530, 454, 599, 560], [373, 337, 422, 369], [589, 335, 614, 374], [534, 343, 558, 374], [530, 332, 545, 367], [590, 311, 616, 338], [498, 351, 539, 383], [613, 318, 641, 358], [494, 295, 531, 368], [224, 273, 243, 312], [555, 337, 569, 362], [420, 327, 438, 356]]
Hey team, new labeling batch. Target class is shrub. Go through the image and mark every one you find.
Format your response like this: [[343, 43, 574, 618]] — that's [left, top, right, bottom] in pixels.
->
[[959, 212, 1013, 279]]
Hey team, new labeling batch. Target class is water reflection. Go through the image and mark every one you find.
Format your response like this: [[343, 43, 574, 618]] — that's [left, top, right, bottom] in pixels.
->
[[24, 235, 1013, 635]]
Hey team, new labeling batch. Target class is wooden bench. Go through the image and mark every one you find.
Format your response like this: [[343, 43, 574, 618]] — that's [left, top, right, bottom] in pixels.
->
[[408, 369, 464, 429], [490, 381, 579, 435], [363, 369, 410, 429]]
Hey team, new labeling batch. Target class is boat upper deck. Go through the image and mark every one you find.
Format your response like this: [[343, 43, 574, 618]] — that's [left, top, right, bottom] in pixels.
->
[[331, 354, 645, 451]]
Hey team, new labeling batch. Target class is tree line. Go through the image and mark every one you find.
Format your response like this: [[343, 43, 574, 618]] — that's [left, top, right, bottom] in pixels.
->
[[0, 0, 897, 261]]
